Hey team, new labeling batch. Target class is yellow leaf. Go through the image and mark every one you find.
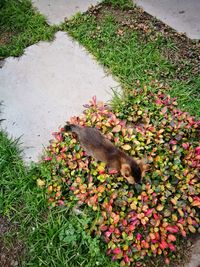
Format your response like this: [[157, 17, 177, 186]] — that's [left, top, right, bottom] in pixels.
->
[[123, 245, 129, 251], [112, 125, 121, 133], [188, 196, 193, 202], [178, 208, 184, 217], [142, 205, 148, 212], [157, 204, 164, 211], [171, 198, 177, 206], [128, 128, 133, 135], [97, 165, 105, 172], [37, 179, 45, 188], [130, 202, 137, 210], [188, 225, 196, 233], [172, 214, 178, 222], [121, 144, 131, 150], [137, 110, 143, 115], [93, 205, 98, 211], [141, 218, 147, 225]]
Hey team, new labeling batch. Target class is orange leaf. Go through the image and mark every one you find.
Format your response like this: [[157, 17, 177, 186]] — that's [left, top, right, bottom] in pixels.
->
[[187, 217, 193, 225], [192, 200, 200, 207], [168, 234, 176, 242]]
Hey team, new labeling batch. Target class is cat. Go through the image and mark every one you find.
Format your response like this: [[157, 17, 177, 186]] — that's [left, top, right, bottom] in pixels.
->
[[64, 123, 145, 184]]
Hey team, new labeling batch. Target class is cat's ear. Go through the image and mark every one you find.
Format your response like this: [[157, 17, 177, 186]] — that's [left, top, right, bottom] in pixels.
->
[[121, 163, 131, 177], [136, 159, 149, 177], [121, 164, 135, 184]]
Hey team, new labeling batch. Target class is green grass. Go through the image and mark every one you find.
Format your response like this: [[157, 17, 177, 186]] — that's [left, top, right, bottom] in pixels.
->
[[0, 131, 118, 267], [62, 8, 200, 117], [0, 0, 56, 58], [102, 0, 134, 9]]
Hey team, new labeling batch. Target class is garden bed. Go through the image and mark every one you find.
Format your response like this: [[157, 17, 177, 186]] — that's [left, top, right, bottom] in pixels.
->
[[43, 87, 200, 266]]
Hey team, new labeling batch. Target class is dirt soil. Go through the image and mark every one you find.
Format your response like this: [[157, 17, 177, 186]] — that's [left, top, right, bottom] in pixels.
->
[[0, 31, 13, 46], [0, 216, 24, 267], [88, 3, 200, 87]]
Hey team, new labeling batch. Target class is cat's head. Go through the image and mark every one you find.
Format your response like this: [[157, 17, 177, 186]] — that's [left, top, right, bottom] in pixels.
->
[[121, 159, 146, 184]]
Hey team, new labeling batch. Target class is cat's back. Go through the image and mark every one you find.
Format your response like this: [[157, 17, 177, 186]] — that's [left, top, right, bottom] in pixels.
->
[[79, 126, 105, 147], [78, 126, 119, 162]]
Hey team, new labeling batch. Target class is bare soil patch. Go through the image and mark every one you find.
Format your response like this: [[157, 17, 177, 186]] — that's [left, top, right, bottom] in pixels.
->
[[0, 216, 24, 267]]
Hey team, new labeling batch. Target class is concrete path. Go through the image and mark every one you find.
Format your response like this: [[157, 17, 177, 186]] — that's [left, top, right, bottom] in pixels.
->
[[133, 0, 200, 39], [0, 31, 119, 161], [32, 0, 100, 24]]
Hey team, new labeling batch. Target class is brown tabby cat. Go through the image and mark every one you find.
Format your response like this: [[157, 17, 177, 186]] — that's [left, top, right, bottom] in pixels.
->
[[64, 124, 145, 184]]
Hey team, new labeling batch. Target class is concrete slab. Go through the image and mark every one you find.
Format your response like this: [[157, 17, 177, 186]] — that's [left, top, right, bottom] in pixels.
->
[[32, 0, 100, 25], [133, 0, 200, 40], [0, 31, 119, 162]]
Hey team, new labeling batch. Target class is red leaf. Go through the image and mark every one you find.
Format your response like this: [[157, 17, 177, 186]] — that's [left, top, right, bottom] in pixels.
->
[[100, 225, 108, 232], [169, 140, 177, 145], [136, 233, 142, 240], [124, 254, 130, 264], [57, 200, 64, 206], [122, 219, 128, 226], [104, 230, 112, 238], [90, 95, 97, 106], [113, 247, 121, 255], [166, 226, 179, 233], [165, 258, 170, 265], [159, 240, 168, 250], [195, 146, 200, 155], [44, 156, 52, 161], [168, 243, 176, 251], [182, 143, 190, 150], [181, 230, 186, 237], [153, 213, 159, 220], [109, 169, 118, 174], [155, 98, 162, 105], [145, 208, 154, 216]]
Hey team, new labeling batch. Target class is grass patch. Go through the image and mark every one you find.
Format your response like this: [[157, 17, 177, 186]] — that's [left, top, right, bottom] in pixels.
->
[[61, 3, 200, 117], [0, 131, 118, 267], [0, 0, 56, 58], [102, 0, 134, 9]]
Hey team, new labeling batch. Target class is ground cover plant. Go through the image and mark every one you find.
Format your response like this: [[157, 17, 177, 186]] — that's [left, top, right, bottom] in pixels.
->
[[43, 85, 200, 266], [62, 0, 200, 117], [0, 0, 56, 58], [0, 130, 118, 267]]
